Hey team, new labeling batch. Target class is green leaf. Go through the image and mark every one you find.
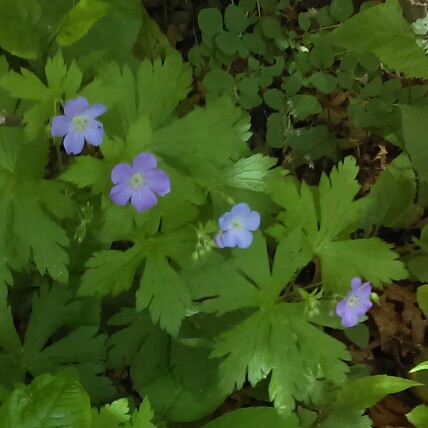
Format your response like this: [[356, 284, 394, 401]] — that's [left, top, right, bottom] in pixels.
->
[[0, 0, 71, 59], [198, 8, 223, 37], [79, 244, 145, 298], [0, 69, 49, 101], [137, 50, 193, 129], [91, 397, 157, 428], [328, 0, 428, 78], [57, 0, 110, 46], [401, 104, 428, 184], [0, 128, 73, 282], [416, 285, 428, 318], [337, 375, 420, 409], [330, 0, 353, 22], [22, 285, 111, 402], [289, 94, 322, 119], [215, 31, 242, 56], [135, 7, 170, 60], [309, 72, 337, 94], [407, 405, 428, 428], [319, 407, 371, 428], [0, 371, 91, 428], [261, 16, 282, 39], [410, 360, 428, 373], [224, 154, 277, 192], [203, 69, 235, 95], [136, 250, 191, 336], [224, 4, 248, 34], [202, 407, 299, 428], [263, 89, 285, 110], [242, 33, 266, 55], [360, 153, 418, 230], [320, 238, 408, 291]]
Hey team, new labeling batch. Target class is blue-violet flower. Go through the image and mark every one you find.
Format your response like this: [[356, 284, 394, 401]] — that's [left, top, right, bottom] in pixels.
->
[[215, 203, 260, 249], [336, 277, 373, 328], [110, 152, 170, 212], [51, 96, 107, 155]]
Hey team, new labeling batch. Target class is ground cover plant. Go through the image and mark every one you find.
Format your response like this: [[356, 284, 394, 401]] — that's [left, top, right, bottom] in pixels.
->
[[0, 0, 428, 426]]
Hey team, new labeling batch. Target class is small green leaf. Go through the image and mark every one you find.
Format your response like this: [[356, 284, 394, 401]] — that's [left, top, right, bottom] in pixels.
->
[[410, 360, 428, 373], [407, 405, 428, 428], [298, 12, 311, 32], [57, 0, 110, 46], [263, 89, 285, 110], [224, 4, 248, 34], [309, 72, 337, 94], [289, 94, 322, 119], [261, 16, 282, 38], [242, 33, 266, 55], [215, 31, 242, 56], [416, 285, 428, 318], [330, 0, 354, 22], [198, 8, 223, 37]]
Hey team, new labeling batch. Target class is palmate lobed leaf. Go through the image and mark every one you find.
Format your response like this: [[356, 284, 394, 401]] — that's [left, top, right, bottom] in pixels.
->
[[270, 156, 408, 293], [0, 127, 74, 284]]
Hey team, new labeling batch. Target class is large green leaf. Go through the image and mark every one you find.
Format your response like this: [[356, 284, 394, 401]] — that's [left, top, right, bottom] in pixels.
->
[[328, 0, 428, 78]]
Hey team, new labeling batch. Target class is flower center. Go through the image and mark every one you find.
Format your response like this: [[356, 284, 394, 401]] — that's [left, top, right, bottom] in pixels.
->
[[72, 115, 89, 132], [346, 295, 360, 308], [129, 173, 144, 189], [230, 219, 242, 230]]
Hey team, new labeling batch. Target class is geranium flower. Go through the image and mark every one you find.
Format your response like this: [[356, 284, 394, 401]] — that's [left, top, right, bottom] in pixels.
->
[[336, 277, 373, 328], [51, 96, 107, 155], [110, 152, 170, 212], [215, 203, 260, 249]]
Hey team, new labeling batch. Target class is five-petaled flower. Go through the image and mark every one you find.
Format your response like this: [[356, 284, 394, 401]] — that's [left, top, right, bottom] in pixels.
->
[[110, 152, 170, 212], [336, 277, 373, 328], [51, 96, 107, 155], [215, 203, 260, 249]]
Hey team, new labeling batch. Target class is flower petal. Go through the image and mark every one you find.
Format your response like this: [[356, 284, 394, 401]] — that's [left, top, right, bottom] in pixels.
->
[[131, 186, 157, 211], [145, 169, 171, 196], [355, 281, 372, 299], [214, 233, 224, 248], [63, 130, 85, 155], [241, 211, 260, 231], [51, 116, 71, 137], [356, 299, 373, 316], [110, 183, 132, 206], [350, 277, 362, 292], [335, 299, 347, 317], [235, 228, 253, 249], [111, 163, 133, 184], [230, 202, 251, 217], [133, 153, 157, 173], [84, 103, 107, 119], [221, 231, 238, 248], [218, 212, 233, 231], [64, 96, 89, 117], [341, 311, 359, 328], [83, 121, 104, 146]]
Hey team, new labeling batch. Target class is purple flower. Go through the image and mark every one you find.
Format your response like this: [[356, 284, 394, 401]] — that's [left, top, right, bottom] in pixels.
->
[[51, 96, 107, 155], [110, 152, 170, 212], [215, 203, 260, 249], [336, 277, 373, 328]]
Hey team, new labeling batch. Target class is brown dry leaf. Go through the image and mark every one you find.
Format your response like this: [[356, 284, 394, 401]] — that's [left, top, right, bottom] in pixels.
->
[[370, 395, 413, 428], [371, 284, 427, 357]]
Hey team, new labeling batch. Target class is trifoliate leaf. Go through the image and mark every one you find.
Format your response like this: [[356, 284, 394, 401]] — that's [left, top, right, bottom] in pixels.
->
[[0, 371, 91, 428], [224, 4, 248, 34], [198, 8, 223, 37], [328, 0, 428, 78], [57, 0, 110, 47]]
